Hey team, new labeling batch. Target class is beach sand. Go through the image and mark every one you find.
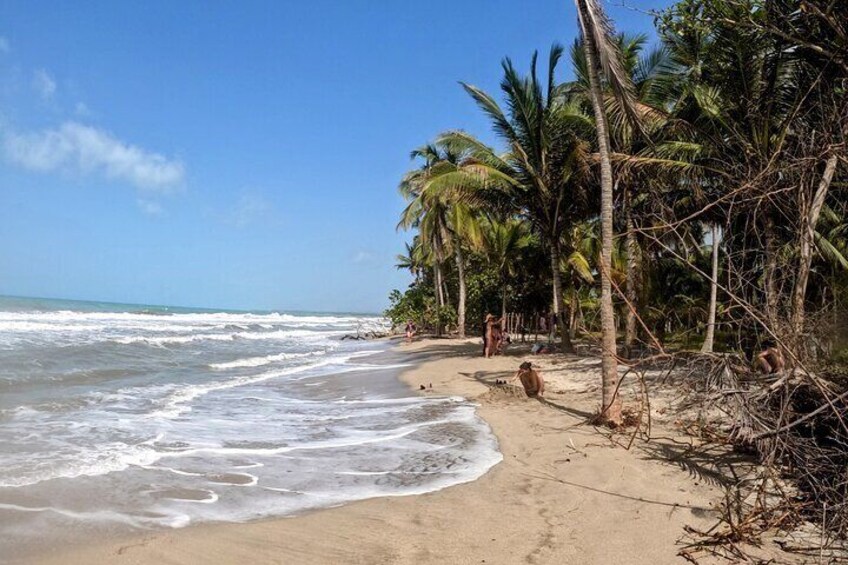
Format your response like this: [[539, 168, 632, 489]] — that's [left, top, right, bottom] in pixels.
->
[[26, 338, 794, 564]]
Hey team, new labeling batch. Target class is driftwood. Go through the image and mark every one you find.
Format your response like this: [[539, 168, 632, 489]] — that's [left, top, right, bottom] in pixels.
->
[[625, 352, 848, 562], [341, 331, 387, 341]]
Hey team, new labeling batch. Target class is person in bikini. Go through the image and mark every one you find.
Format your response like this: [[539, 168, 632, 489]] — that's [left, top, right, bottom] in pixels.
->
[[484, 314, 502, 358]]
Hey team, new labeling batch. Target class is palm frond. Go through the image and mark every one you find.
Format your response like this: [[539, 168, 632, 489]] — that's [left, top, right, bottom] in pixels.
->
[[575, 0, 645, 140]]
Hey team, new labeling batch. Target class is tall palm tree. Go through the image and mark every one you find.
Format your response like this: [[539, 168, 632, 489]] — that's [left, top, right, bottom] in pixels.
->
[[399, 142, 484, 338], [399, 146, 448, 335], [574, 0, 643, 425], [439, 45, 592, 353], [564, 33, 677, 357]]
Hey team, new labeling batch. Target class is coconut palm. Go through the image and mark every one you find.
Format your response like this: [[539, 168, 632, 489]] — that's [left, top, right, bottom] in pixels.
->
[[395, 237, 427, 285], [654, 0, 846, 352], [481, 218, 534, 319], [573, 0, 645, 425], [398, 141, 485, 338], [438, 45, 593, 353], [564, 33, 680, 357]]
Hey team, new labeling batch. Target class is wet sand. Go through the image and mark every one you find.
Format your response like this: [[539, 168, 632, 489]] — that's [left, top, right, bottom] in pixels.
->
[[25, 338, 796, 564]]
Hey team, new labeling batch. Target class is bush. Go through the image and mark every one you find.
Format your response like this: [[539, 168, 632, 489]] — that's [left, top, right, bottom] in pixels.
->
[[384, 284, 456, 334]]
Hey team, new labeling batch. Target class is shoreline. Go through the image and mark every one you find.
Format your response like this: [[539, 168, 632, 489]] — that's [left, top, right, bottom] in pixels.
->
[[22, 338, 780, 564]]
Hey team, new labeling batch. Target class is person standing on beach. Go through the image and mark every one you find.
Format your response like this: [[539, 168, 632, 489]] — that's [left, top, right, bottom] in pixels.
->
[[513, 361, 544, 398], [404, 320, 416, 343], [484, 314, 501, 358]]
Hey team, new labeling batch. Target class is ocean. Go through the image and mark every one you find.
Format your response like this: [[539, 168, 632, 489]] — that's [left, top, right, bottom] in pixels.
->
[[0, 296, 501, 560]]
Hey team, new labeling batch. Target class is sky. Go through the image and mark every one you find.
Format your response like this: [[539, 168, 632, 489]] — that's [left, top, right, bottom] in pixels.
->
[[0, 0, 668, 313]]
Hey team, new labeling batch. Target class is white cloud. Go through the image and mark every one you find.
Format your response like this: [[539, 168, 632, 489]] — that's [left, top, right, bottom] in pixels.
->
[[225, 194, 271, 228], [3, 121, 185, 192], [0, 37, 9, 54], [352, 251, 373, 264], [33, 69, 56, 100], [137, 198, 164, 216]]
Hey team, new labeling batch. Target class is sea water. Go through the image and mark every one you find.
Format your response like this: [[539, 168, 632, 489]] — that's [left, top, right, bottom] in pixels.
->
[[0, 296, 501, 560]]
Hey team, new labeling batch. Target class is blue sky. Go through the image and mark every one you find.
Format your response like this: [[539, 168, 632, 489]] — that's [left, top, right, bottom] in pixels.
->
[[0, 1, 667, 313]]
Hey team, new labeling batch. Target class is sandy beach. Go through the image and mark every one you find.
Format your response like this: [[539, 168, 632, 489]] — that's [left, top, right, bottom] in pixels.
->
[[24, 338, 792, 564]]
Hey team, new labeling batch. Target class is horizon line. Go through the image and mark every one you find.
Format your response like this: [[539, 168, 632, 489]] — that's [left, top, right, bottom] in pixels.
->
[[0, 293, 382, 318]]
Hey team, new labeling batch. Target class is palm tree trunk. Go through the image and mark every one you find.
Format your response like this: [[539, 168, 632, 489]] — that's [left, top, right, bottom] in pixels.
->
[[455, 246, 467, 338], [434, 265, 444, 307], [433, 263, 444, 337], [550, 241, 576, 353], [701, 224, 721, 354], [624, 209, 638, 357], [578, 0, 621, 425], [501, 282, 507, 322], [569, 287, 579, 340], [792, 154, 838, 342]]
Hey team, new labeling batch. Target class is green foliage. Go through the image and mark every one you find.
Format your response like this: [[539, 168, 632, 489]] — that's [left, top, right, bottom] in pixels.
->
[[384, 285, 457, 334], [392, 0, 848, 355], [464, 259, 502, 327], [384, 287, 427, 329]]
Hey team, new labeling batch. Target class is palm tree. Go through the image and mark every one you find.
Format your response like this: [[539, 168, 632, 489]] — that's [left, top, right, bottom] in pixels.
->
[[395, 237, 427, 285], [564, 33, 678, 357], [560, 220, 596, 339], [482, 218, 533, 319], [398, 142, 484, 338], [399, 146, 448, 335], [573, 0, 645, 424], [654, 0, 845, 354], [440, 45, 592, 353]]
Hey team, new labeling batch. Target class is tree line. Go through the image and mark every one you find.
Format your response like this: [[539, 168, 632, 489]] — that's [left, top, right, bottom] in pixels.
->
[[387, 0, 847, 427]]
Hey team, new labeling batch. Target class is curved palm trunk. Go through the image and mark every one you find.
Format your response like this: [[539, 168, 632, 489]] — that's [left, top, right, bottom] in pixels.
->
[[792, 154, 838, 343], [550, 242, 576, 353], [578, 0, 621, 425], [455, 247, 467, 338], [701, 224, 720, 354]]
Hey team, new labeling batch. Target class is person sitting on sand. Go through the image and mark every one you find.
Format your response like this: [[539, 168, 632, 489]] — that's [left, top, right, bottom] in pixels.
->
[[512, 361, 544, 398], [756, 343, 785, 374], [404, 319, 416, 343]]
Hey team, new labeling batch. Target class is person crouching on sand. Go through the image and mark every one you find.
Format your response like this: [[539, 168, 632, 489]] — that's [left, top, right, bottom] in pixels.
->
[[404, 319, 416, 343], [513, 361, 544, 398], [756, 342, 785, 374]]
